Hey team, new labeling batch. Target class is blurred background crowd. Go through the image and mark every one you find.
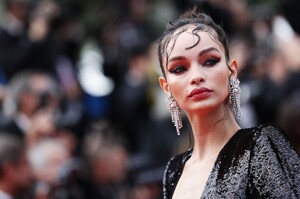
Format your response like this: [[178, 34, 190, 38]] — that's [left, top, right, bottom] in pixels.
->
[[0, 0, 299, 198]]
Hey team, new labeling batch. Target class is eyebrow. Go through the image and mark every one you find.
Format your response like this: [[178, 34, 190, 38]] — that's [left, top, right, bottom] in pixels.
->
[[168, 47, 220, 64], [198, 47, 220, 57], [168, 56, 186, 65]]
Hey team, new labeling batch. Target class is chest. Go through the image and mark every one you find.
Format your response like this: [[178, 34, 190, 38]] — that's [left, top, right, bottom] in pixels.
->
[[172, 159, 215, 199], [166, 150, 252, 199]]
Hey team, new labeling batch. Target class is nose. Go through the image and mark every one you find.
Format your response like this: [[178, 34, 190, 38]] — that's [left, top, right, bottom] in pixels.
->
[[190, 64, 205, 85]]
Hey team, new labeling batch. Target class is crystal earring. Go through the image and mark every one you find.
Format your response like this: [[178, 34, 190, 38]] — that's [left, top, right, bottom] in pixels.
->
[[229, 78, 241, 121], [165, 95, 183, 135]]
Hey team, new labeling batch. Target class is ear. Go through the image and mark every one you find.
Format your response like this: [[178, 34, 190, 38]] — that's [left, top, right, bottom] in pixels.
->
[[228, 59, 238, 79], [159, 76, 170, 95]]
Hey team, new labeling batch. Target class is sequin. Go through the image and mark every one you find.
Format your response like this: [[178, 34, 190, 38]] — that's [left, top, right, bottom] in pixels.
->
[[163, 124, 300, 199]]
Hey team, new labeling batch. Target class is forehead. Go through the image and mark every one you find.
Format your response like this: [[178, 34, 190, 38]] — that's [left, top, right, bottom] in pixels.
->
[[166, 26, 224, 58]]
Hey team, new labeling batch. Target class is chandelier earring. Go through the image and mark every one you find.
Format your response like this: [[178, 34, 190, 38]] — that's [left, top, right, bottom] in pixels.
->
[[165, 94, 183, 135], [229, 78, 241, 121]]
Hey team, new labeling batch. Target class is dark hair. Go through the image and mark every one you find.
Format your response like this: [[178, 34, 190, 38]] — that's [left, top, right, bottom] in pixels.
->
[[0, 134, 24, 177], [157, 7, 230, 77]]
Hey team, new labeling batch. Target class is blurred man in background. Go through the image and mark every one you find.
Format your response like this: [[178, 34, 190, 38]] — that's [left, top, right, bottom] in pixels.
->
[[0, 134, 33, 199], [82, 121, 129, 199]]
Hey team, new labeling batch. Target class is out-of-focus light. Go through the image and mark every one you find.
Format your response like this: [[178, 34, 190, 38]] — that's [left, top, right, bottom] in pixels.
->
[[78, 42, 114, 97], [273, 15, 295, 42]]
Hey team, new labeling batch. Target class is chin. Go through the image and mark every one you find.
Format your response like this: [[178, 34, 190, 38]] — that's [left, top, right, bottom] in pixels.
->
[[186, 101, 224, 115]]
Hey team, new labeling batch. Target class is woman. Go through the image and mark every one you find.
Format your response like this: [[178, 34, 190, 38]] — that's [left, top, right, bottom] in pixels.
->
[[157, 8, 300, 199]]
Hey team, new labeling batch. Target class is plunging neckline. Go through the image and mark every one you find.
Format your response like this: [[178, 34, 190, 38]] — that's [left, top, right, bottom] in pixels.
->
[[166, 124, 300, 199], [172, 128, 245, 199]]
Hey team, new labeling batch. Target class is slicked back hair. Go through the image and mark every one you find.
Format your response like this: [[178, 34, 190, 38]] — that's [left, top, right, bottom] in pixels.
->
[[157, 7, 230, 77]]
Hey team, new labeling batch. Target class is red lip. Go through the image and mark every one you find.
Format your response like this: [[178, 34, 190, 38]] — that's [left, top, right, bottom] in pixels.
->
[[188, 87, 212, 99]]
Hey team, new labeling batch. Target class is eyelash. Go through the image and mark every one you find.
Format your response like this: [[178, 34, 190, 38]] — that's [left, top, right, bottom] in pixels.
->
[[170, 65, 187, 74], [169, 57, 220, 74], [203, 57, 220, 66]]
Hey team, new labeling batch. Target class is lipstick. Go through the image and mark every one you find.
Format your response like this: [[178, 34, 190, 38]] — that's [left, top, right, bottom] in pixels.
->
[[188, 87, 212, 100]]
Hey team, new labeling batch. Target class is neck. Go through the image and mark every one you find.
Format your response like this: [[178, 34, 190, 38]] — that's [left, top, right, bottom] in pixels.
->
[[186, 105, 240, 160]]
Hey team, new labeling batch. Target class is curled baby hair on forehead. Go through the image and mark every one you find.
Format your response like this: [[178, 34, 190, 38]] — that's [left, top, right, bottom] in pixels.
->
[[157, 6, 230, 77]]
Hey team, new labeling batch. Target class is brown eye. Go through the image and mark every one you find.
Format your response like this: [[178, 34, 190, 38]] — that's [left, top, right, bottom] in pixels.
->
[[170, 65, 187, 74], [203, 58, 220, 66]]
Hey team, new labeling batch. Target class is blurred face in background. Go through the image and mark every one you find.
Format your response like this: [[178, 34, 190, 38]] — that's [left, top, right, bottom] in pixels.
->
[[18, 73, 61, 117], [7, 0, 30, 22], [91, 146, 128, 185], [12, 153, 33, 191], [28, 139, 71, 185], [4, 151, 33, 195]]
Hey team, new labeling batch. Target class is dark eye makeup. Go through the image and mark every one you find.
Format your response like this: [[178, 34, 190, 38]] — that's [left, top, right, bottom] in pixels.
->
[[169, 65, 187, 74], [166, 50, 222, 75], [202, 57, 221, 66]]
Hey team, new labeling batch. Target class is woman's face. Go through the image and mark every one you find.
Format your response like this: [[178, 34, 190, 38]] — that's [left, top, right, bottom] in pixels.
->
[[159, 27, 237, 116]]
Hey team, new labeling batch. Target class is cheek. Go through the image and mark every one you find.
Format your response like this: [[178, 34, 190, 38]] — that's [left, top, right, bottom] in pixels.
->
[[166, 76, 187, 103], [214, 69, 230, 97]]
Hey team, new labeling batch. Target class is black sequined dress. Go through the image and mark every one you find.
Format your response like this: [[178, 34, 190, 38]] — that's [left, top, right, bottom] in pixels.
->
[[163, 124, 300, 199]]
